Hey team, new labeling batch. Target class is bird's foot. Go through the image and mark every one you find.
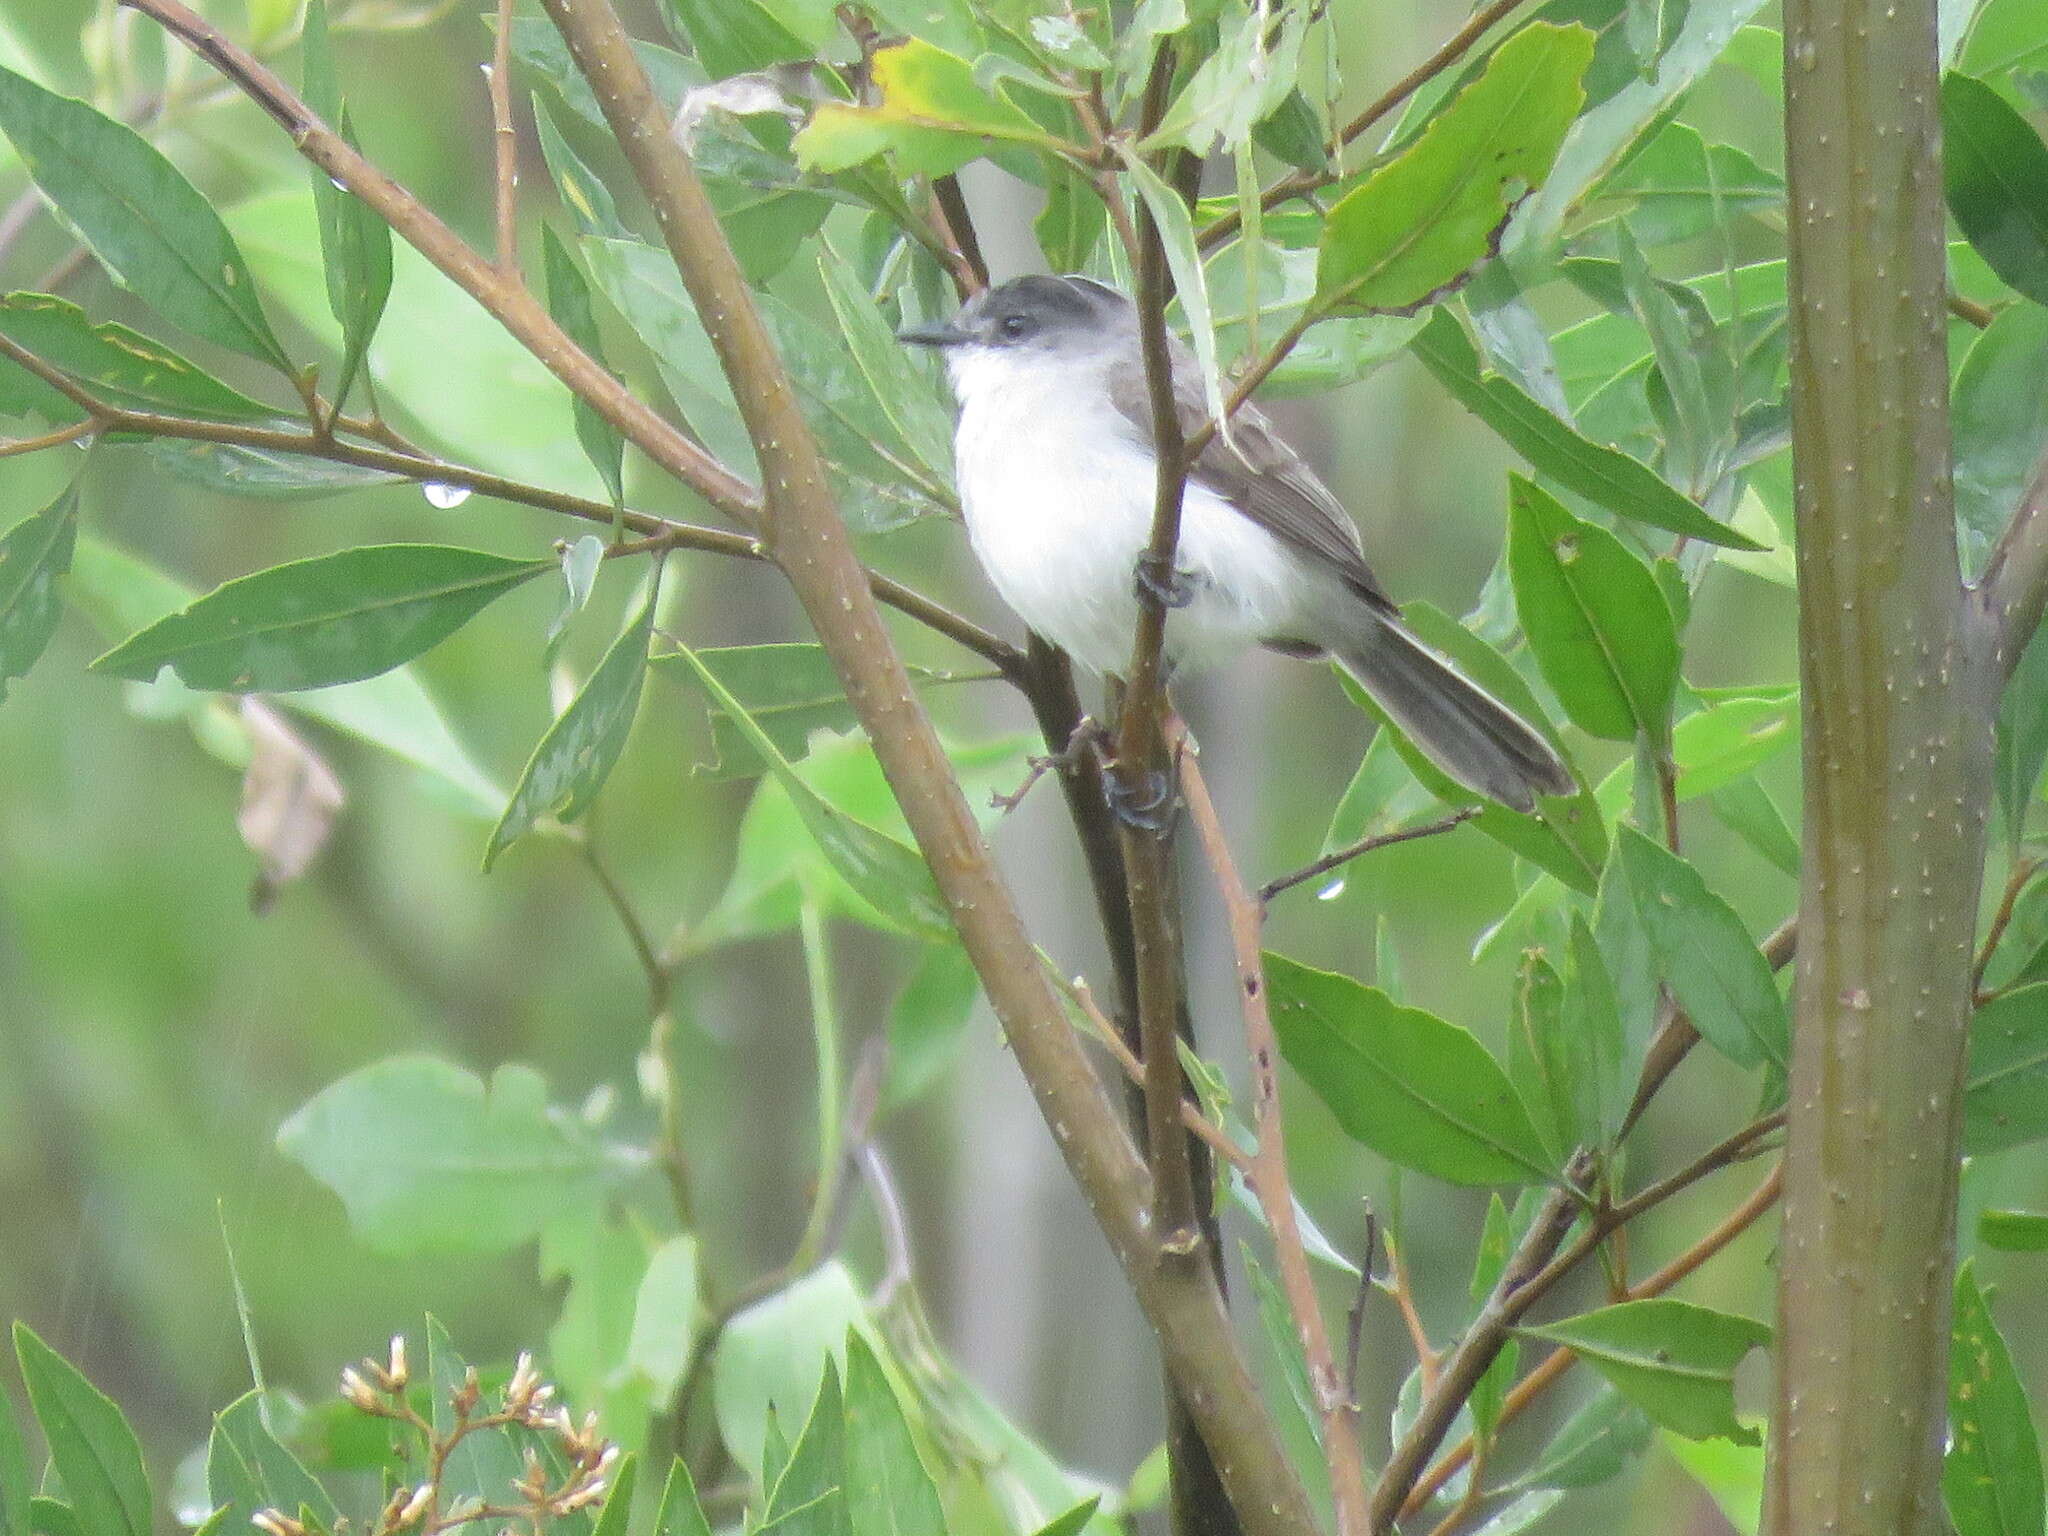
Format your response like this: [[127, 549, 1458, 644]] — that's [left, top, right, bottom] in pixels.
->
[[990, 716, 1112, 815], [1104, 761, 1178, 834], [1133, 553, 1199, 610]]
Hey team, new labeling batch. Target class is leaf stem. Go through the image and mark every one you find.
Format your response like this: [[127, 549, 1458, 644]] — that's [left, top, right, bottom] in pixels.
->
[[791, 894, 844, 1272], [1259, 808, 1478, 904]]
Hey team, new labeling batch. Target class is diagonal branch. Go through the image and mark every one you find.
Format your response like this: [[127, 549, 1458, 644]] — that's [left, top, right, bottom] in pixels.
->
[[1972, 445, 2048, 679]]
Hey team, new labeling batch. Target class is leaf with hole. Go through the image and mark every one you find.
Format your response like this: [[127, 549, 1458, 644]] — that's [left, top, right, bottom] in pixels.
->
[[91, 543, 552, 692]]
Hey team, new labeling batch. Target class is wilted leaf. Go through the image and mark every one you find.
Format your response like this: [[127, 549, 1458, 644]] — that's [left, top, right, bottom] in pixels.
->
[[237, 697, 347, 912]]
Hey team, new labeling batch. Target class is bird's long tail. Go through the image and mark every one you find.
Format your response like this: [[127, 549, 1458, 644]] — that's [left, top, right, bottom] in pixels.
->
[[1329, 611, 1574, 813]]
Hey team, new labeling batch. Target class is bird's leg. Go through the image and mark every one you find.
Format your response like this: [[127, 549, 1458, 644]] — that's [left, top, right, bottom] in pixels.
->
[[1132, 551, 1199, 609], [1103, 758, 1178, 833], [990, 714, 1113, 814]]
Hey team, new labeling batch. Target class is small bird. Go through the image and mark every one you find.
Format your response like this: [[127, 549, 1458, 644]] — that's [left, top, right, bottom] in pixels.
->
[[900, 274, 1573, 812]]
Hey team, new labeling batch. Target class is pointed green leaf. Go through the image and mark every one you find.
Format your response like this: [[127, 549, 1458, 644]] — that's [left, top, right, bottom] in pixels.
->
[[1029, 1499, 1103, 1536], [667, 0, 810, 78], [426, 1319, 525, 1530], [0, 1382, 27, 1536], [1508, 474, 1679, 743], [303, 0, 391, 409], [1601, 827, 1787, 1069], [1944, 71, 2048, 307], [0, 477, 77, 701], [589, 1455, 638, 1536], [1980, 1209, 2048, 1252], [13, 1325, 150, 1536], [764, 1360, 847, 1536], [1590, 121, 1783, 246], [1956, 306, 2048, 590], [146, 440, 408, 500], [0, 293, 274, 419], [1966, 983, 2048, 1154], [652, 1457, 714, 1536], [1521, 1299, 1768, 1445], [1509, 1384, 1652, 1492], [661, 641, 951, 939], [841, 1334, 944, 1536], [714, 1264, 867, 1483], [1266, 952, 1555, 1185], [1118, 147, 1230, 430], [1315, 23, 1593, 315], [793, 40, 1060, 176], [541, 226, 627, 512], [1411, 310, 1762, 549], [1507, 948, 1577, 1162], [276, 1056, 632, 1254], [1946, 1261, 2045, 1536], [1672, 688, 1800, 798], [0, 67, 290, 371], [91, 544, 552, 692], [485, 579, 653, 868], [817, 242, 954, 479], [625, 1236, 701, 1403], [205, 1391, 339, 1534]]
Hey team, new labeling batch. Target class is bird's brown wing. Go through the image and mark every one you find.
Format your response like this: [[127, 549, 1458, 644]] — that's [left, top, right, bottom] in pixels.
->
[[1106, 348, 1399, 618]]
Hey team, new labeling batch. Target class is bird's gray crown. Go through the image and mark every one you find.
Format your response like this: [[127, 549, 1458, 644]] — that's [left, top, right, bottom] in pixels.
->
[[898, 274, 1132, 354]]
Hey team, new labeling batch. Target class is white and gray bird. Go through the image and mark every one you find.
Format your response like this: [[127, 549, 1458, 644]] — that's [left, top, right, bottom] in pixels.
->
[[900, 273, 1572, 812]]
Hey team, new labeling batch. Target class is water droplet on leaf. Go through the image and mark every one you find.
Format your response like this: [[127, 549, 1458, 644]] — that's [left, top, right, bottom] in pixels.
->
[[422, 480, 472, 509]]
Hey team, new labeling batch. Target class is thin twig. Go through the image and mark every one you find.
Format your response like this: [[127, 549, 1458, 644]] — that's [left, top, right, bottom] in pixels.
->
[[1975, 445, 2048, 684], [1950, 292, 1996, 329], [489, 0, 519, 271], [577, 836, 667, 1011], [1178, 728, 1373, 1536], [1384, 1231, 1440, 1396], [1068, 978, 1253, 1171], [1195, 0, 1531, 252], [0, 419, 96, 459], [1260, 807, 1479, 904], [1974, 856, 2038, 998]]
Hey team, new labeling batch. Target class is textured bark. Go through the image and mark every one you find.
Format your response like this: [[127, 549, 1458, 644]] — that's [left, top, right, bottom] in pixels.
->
[[1766, 1, 1998, 1529]]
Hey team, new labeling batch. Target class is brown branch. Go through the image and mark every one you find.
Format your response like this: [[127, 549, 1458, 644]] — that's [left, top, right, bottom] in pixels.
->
[[1974, 856, 2039, 998], [1070, 978, 1253, 1172], [1260, 807, 1479, 904], [1178, 729, 1371, 1536], [0, 419, 95, 459], [488, 0, 519, 271], [927, 174, 986, 298], [526, 4, 1317, 1531], [1974, 446, 2048, 680], [1949, 292, 1996, 329], [1195, 0, 1531, 252], [118, 0, 758, 523], [1405, 1163, 1784, 1522], [1384, 1232, 1440, 1396]]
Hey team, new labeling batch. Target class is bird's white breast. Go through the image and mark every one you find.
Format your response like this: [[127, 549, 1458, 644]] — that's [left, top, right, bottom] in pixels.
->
[[946, 347, 1301, 678]]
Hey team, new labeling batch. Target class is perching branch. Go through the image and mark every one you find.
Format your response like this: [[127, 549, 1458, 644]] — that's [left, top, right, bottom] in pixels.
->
[[521, 4, 1317, 1532], [1973, 445, 2048, 677]]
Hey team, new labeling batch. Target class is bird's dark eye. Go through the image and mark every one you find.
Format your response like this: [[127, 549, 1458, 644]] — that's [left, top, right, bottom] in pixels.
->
[[998, 313, 1033, 340]]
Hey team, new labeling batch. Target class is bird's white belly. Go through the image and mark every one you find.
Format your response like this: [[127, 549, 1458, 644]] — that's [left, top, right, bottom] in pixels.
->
[[953, 388, 1300, 678]]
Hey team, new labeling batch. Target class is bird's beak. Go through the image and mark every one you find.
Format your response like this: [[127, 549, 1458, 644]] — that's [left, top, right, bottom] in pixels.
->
[[897, 321, 972, 348]]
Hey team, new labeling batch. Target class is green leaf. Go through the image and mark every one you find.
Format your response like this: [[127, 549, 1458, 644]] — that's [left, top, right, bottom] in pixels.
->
[[1029, 1500, 1103, 1536], [1672, 688, 1800, 799], [91, 544, 552, 692], [1266, 952, 1555, 1185], [626, 1236, 701, 1404], [1600, 827, 1787, 1069], [1966, 984, 2048, 1154], [1034, 160, 1105, 271], [0, 1387, 26, 1536], [841, 1334, 944, 1536], [1509, 1384, 1652, 1492], [661, 641, 952, 940], [885, 942, 980, 1110], [1315, 23, 1593, 315], [1961, 0, 2048, 77], [1507, 948, 1577, 1163], [1955, 304, 2048, 588], [1944, 71, 2048, 307], [1118, 148, 1231, 429], [653, 1457, 714, 1536], [0, 68, 289, 371], [666, 0, 811, 77], [862, 0, 982, 59], [485, 581, 654, 868], [1946, 1261, 2046, 1536], [0, 293, 275, 419], [542, 226, 627, 513], [816, 242, 955, 480], [764, 1359, 848, 1536], [590, 1456, 638, 1536], [654, 643, 868, 777], [0, 477, 77, 702], [1521, 1299, 1769, 1445], [1708, 777, 1800, 878], [534, 93, 627, 240], [714, 1264, 867, 1482], [1143, 3, 1309, 156], [426, 1320, 526, 1532], [1507, 474, 1679, 744], [1980, 1209, 2048, 1252], [275, 1056, 633, 1253], [205, 1391, 338, 1535], [144, 440, 407, 500], [1412, 309, 1763, 549], [1589, 120, 1782, 245], [12, 1325, 150, 1536], [1561, 911, 1629, 1142], [1469, 1195, 1519, 1442], [303, 0, 391, 409], [793, 40, 1059, 176]]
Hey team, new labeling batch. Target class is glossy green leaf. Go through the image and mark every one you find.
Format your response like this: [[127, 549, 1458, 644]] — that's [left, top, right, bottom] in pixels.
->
[[276, 1056, 632, 1254], [542, 226, 627, 514], [1944, 71, 2048, 307], [1266, 952, 1555, 1185], [303, 0, 391, 409], [205, 1391, 338, 1535], [13, 1325, 150, 1536], [91, 544, 552, 692], [485, 582, 654, 868], [1981, 1208, 2048, 1252], [1509, 1384, 1652, 1491], [794, 40, 1059, 176], [817, 242, 955, 479], [841, 1333, 944, 1536], [1600, 827, 1787, 1069], [426, 1319, 527, 1532], [664, 642, 951, 940], [1316, 23, 1592, 315], [1946, 1261, 2045, 1536], [0, 293, 274, 419], [1965, 984, 2048, 1154], [144, 440, 407, 500], [0, 477, 77, 703], [1413, 310, 1762, 548], [713, 1264, 868, 1483], [0, 67, 289, 371], [885, 942, 980, 1110], [1508, 475, 1679, 744], [1521, 1300, 1768, 1445], [653, 1456, 715, 1536]]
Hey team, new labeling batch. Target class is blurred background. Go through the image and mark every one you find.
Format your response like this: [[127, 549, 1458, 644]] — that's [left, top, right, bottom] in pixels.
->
[[0, 1, 2005, 1531]]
